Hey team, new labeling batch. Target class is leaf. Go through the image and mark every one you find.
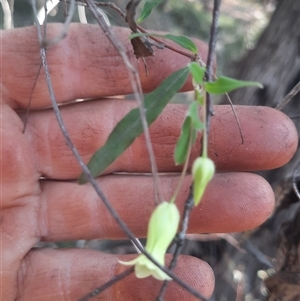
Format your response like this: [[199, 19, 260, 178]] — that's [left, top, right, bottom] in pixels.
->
[[79, 67, 189, 183], [174, 102, 203, 165], [137, 0, 163, 23], [189, 62, 205, 84], [129, 33, 198, 54], [163, 34, 198, 54], [205, 76, 263, 95], [188, 102, 204, 131], [174, 117, 192, 165]]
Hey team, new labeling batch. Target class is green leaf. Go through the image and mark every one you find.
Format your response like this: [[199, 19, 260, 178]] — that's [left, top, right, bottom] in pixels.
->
[[188, 102, 204, 131], [79, 67, 189, 183], [129, 32, 198, 54], [189, 62, 205, 84], [174, 117, 192, 165], [164, 34, 198, 54], [137, 0, 163, 23], [174, 102, 203, 165], [205, 76, 263, 95]]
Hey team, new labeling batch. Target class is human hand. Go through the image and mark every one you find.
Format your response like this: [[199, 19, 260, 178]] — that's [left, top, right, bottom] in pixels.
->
[[1, 24, 298, 301]]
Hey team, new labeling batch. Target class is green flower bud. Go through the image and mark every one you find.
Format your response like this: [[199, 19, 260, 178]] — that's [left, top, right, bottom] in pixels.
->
[[119, 201, 180, 281], [192, 157, 215, 206]]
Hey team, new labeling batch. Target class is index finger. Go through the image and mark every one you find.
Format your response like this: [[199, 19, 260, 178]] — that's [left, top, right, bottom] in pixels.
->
[[1, 24, 209, 109]]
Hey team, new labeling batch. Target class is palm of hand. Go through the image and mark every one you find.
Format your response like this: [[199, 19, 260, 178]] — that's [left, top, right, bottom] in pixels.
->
[[1, 24, 298, 301]]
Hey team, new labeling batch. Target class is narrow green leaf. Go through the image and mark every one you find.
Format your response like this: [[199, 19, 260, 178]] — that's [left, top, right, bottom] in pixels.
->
[[129, 32, 198, 54], [174, 117, 192, 165], [164, 34, 198, 54], [205, 76, 263, 95], [137, 0, 163, 23], [188, 62, 205, 84], [79, 67, 189, 183], [188, 102, 204, 131]]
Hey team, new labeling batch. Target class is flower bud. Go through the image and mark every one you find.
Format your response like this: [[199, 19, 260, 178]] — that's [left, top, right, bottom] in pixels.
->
[[192, 157, 215, 206], [119, 201, 180, 281]]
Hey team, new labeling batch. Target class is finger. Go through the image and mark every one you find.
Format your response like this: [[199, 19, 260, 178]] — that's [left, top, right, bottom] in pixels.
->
[[1, 24, 209, 109], [38, 173, 273, 241], [18, 249, 214, 301], [25, 102, 298, 179]]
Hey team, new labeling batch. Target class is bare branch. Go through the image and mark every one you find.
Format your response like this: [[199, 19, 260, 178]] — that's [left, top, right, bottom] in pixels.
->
[[78, 267, 134, 301], [85, 0, 162, 206], [293, 161, 300, 200], [37, 0, 76, 47], [224, 92, 244, 144], [62, 0, 197, 60], [275, 80, 300, 111], [22, 63, 42, 133], [203, 0, 221, 147]]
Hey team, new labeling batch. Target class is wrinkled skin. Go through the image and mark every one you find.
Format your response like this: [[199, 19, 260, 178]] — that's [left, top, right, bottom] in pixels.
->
[[0, 24, 298, 301]]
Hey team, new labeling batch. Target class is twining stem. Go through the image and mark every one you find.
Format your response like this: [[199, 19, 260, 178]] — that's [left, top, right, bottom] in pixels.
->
[[203, 0, 221, 156], [60, 0, 196, 60], [86, 0, 163, 206], [78, 267, 134, 301], [201, 91, 208, 158]]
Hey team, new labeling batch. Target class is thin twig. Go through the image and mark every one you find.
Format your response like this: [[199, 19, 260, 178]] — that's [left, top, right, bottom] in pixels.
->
[[224, 92, 244, 144], [31, 1, 210, 300], [196, 64, 244, 145], [22, 63, 42, 133], [203, 0, 221, 146], [204, 0, 221, 83], [37, 0, 76, 47], [78, 267, 134, 301], [275, 80, 300, 111], [293, 161, 300, 201], [186, 233, 246, 253], [240, 239, 274, 269], [96, 1, 196, 59], [159, 2, 221, 298], [85, 0, 162, 206], [62, 0, 197, 60]]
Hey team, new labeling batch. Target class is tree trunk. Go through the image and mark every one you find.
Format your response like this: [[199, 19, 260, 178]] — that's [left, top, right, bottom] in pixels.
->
[[223, 0, 300, 184], [204, 1, 300, 300]]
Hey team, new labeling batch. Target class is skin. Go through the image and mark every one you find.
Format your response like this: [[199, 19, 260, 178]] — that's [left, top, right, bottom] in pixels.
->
[[0, 23, 298, 301]]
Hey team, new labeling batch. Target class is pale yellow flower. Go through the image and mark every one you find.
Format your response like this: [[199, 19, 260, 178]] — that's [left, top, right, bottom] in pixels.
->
[[119, 201, 180, 281]]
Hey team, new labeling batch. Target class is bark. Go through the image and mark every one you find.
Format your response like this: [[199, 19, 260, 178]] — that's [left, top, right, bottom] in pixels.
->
[[225, 0, 300, 108], [205, 1, 300, 300], [223, 0, 300, 185]]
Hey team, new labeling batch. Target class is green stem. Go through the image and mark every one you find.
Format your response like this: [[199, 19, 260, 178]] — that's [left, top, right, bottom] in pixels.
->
[[201, 91, 208, 158]]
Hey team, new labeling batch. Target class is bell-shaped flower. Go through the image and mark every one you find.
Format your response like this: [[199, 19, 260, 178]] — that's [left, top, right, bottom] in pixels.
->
[[192, 157, 215, 206], [119, 201, 180, 281]]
